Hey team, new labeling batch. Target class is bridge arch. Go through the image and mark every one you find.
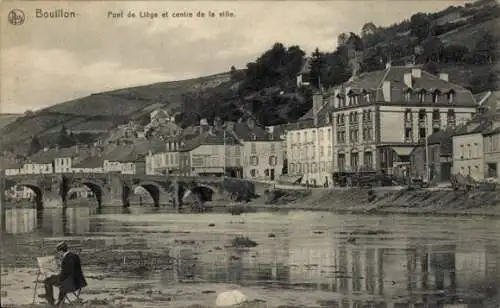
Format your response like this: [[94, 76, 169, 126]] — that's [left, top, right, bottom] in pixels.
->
[[70, 179, 105, 207], [17, 183, 43, 210], [190, 184, 218, 202], [135, 181, 164, 207]]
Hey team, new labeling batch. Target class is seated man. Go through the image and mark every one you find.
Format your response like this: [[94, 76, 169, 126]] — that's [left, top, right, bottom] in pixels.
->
[[43, 242, 87, 305]]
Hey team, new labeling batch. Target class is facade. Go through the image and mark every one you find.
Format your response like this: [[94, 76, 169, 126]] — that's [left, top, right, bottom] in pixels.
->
[[286, 94, 334, 186], [452, 111, 500, 181], [145, 138, 181, 175], [323, 64, 476, 179], [296, 57, 311, 88], [179, 127, 242, 177], [229, 118, 283, 181], [410, 128, 454, 183], [483, 128, 500, 179], [452, 126, 486, 181]]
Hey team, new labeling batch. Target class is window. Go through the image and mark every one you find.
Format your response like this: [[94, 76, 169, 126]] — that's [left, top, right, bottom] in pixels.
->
[[364, 93, 371, 103], [327, 128, 332, 139], [269, 156, 277, 166], [251, 143, 257, 154], [432, 90, 440, 103], [250, 169, 257, 177], [405, 128, 412, 142], [405, 91, 411, 102], [448, 91, 455, 103], [351, 152, 359, 170], [250, 156, 259, 166], [364, 151, 373, 169], [418, 91, 425, 103], [487, 163, 498, 178], [270, 143, 276, 153], [320, 146, 324, 157]]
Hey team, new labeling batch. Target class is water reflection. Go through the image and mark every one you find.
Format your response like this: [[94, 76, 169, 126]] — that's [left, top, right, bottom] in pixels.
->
[[2, 207, 500, 307]]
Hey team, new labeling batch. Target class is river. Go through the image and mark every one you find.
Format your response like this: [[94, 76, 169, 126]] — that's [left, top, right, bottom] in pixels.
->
[[1, 206, 499, 308]]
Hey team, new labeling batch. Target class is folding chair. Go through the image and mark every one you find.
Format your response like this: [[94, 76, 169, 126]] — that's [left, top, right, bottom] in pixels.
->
[[57, 287, 83, 307]]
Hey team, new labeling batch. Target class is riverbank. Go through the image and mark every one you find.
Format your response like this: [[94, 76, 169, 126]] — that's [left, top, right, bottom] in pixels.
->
[[244, 186, 500, 217]]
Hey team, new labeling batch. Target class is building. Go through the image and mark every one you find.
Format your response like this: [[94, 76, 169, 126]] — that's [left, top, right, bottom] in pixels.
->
[[452, 120, 491, 181], [72, 156, 104, 173], [324, 64, 477, 181], [229, 118, 283, 181], [296, 57, 311, 88], [266, 124, 289, 172], [286, 91, 334, 186], [179, 127, 242, 177], [483, 127, 500, 179], [409, 128, 454, 183], [145, 137, 181, 175]]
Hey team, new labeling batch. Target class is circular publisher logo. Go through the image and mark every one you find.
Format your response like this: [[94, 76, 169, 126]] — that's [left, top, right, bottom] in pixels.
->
[[8, 9, 25, 25]]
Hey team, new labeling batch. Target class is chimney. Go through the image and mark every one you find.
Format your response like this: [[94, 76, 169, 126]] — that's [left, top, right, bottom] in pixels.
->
[[404, 73, 412, 88], [411, 68, 421, 78], [439, 73, 449, 82], [312, 91, 323, 126], [247, 117, 255, 129], [382, 81, 391, 102]]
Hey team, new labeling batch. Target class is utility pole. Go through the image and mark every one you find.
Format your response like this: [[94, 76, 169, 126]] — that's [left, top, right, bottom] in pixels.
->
[[425, 115, 430, 184], [223, 129, 226, 178]]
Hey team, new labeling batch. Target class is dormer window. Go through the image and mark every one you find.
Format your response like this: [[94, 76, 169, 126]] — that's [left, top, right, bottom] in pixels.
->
[[404, 90, 412, 102], [418, 90, 426, 103], [325, 114, 330, 124], [447, 91, 455, 103], [364, 92, 370, 103], [432, 90, 440, 103], [250, 133, 256, 141]]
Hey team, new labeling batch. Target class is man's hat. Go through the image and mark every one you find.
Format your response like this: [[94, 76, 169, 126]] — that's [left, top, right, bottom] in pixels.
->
[[56, 241, 68, 251]]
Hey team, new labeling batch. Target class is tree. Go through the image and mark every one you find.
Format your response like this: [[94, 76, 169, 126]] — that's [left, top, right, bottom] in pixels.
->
[[472, 31, 497, 64], [57, 125, 74, 148], [442, 44, 469, 63], [410, 13, 431, 42], [28, 136, 42, 155], [309, 48, 325, 88]]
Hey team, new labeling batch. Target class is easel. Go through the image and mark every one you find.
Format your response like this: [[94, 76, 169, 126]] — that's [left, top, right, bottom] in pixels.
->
[[32, 255, 58, 304]]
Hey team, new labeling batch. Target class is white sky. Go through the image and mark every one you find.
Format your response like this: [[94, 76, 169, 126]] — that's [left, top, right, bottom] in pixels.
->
[[0, 0, 470, 113]]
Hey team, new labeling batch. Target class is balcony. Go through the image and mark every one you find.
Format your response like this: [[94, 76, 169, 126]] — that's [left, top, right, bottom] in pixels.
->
[[432, 120, 440, 129], [404, 120, 412, 128], [405, 137, 413, 143], [418, 120, 426, 128]]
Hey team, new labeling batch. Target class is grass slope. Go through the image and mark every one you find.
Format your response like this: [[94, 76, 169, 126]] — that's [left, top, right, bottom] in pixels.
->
[[0, 72, 231, 151]]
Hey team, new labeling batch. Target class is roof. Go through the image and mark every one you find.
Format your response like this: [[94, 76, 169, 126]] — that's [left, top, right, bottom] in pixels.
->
[[28, 145, 89, 164], [231, 122, 279, 142], [72, 156, 103, 168], [477, 90, 499, 111], [179, 129, 241, 152], [342, 65, 476, 106], [0, 157, 23, 169], [101, 140, 162, 163]]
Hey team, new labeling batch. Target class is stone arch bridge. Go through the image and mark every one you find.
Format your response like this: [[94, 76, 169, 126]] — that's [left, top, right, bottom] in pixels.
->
[[4, 173, 255, 210]]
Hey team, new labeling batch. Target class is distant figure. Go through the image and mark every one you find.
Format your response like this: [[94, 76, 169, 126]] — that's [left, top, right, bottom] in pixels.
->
[[43, 242, 87, 306]]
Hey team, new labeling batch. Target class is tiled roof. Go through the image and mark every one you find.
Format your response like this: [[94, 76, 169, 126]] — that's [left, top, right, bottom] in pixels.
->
[[0, 157, 23, 169], [344, 65, 475, 105], [179, 129, 240, 152], [231, 122, 278, 142], [73, 156, 103, 168], [285, 119, 315, 131]]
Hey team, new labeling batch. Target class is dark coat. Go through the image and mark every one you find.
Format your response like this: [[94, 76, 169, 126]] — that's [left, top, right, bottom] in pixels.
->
[[58, 251, 87, 293]]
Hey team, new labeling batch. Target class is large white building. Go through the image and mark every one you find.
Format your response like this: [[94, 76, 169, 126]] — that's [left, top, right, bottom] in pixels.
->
[[286, 64, 478, 186]]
